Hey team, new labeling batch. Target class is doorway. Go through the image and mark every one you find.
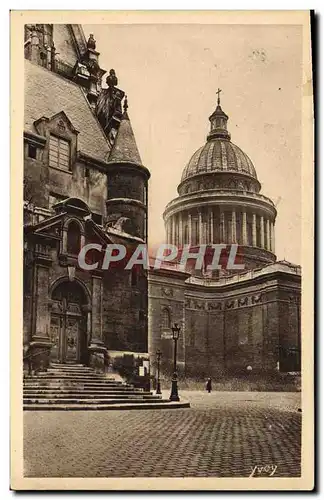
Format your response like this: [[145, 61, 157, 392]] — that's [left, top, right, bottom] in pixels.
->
[[50, 280, 89, 364]]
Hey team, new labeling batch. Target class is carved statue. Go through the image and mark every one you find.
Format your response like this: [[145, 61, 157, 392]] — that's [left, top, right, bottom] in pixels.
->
[[87, 34, 96, 50], [106, 69, 118, 88], [95, 69, 124, 143]]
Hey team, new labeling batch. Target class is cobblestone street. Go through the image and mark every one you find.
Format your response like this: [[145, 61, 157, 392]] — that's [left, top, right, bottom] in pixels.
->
[[24, 391, 301, 478]]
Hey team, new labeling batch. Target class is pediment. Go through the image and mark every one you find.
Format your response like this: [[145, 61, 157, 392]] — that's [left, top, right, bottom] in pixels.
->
[[28, 214, 64, 240], [25, 209, 113, 246], [34, 111, 79, 137]]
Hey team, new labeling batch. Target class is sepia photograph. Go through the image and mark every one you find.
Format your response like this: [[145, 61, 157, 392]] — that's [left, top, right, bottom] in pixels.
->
[[10, 10, 314, 490]]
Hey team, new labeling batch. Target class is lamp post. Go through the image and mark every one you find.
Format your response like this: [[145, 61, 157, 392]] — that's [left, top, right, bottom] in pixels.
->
[[169, 323, 180, 401], [156, 349, 162, 395]]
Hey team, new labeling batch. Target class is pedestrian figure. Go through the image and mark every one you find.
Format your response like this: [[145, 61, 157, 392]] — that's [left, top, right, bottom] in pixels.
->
[[206, 377, 212, 393]]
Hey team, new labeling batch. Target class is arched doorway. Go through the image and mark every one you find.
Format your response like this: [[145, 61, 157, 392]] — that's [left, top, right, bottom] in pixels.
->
[[49, 280, 90, 364]]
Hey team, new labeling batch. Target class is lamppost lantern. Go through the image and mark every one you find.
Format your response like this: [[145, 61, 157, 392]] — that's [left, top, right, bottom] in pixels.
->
[[171, 323, 180, 340], [169, 323, 180, 402], [155, 349, 162, 395]]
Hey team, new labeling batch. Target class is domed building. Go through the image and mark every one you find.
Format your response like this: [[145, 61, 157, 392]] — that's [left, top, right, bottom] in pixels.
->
[[148, 92, 301, 379], [164, 93, 277, 273]]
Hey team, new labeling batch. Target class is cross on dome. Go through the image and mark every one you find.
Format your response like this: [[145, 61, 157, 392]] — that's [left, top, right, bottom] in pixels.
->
[[216, 88, 222, 106]]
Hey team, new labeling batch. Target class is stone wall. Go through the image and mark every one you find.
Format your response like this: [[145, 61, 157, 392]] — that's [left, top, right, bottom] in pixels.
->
[[148, 269, 189, 375], [148, 267, 301, 377]]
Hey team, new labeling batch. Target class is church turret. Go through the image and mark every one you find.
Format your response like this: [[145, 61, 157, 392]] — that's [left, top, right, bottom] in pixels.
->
[[105, 99, 150, 241]]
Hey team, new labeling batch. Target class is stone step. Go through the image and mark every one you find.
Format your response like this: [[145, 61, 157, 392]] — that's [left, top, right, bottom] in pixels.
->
[[24, 397, 164, 405], [24, 378, 128, 386], [23, 383, 134, 390], [23, 400, 190, 411], [23, 391, 154, 398], [47, 363, 95, 372], [47, 366, 108, 371], [24, 375, 125, 385], [44, 368, 105, 380], [47, 364, 96, 368], [24, 377, 126, 384], [24, 373, 123, 384], [22, 363, 190, 411], [50, 361, 85, 370], [23, 385, 142, 391]]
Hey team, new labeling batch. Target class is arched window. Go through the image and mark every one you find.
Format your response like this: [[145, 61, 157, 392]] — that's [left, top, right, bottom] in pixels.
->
[[67, 221, 81, 255], [161, 308, 171, 329]]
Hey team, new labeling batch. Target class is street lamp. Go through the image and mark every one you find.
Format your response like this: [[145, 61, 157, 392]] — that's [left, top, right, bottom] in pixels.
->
[[156, 349, 162, 395], [169, 323, 180, 401]]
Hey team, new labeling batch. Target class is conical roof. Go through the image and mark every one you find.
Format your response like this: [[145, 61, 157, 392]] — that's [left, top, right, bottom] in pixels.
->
[[107, 111, 142, 166]]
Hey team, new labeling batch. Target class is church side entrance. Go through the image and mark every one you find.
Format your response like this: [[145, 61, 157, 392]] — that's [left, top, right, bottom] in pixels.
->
[[50, 281, 89, 364]]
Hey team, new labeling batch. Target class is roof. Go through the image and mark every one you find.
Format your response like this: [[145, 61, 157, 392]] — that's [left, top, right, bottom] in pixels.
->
[[181, 138, 257, 182], [24, 59, 111, 163], [107, 112, 142, 166]]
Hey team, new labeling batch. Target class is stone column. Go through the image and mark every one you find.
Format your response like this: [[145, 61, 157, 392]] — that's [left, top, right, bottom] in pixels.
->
[[198, 212, 202, 244], [242, 211, 248, 245], [62, 228, 68, 253], [46, 45, 53, 70], [252, 213, 257, 246], [179, 213, 183, 247], [271, 221, 276, 253], [220, 211, 225, 243], [231, 210, 237, 243], [209, 209, 214, 244], [30, 28, 40, 64], [29, 248, 53, 370], [89, 275, 106, 371], [87, 311, 92, 345], [260, 215, 265, 249], [91, 276, 103, 343], [34, 265, 51, 341], [172, 215, 176, 246], [266, 219, 270, 251], [188, 213, 192, 245]]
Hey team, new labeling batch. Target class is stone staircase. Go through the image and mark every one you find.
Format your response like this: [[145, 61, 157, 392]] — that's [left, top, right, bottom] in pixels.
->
[[23, 363, 190, 410]]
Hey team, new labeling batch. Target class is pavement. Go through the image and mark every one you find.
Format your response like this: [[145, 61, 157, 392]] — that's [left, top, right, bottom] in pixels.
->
[[24, 391, 301, 478]]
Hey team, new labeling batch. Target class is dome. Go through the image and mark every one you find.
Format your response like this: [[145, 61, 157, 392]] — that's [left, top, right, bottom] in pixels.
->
[[180, 93, 258, 183], [181, 139, 258, 182]]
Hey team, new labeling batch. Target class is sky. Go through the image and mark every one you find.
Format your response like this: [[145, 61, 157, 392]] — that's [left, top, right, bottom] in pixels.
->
[[84, 23, 302, 264]]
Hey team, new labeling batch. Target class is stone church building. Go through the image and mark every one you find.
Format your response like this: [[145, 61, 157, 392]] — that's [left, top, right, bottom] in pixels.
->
[[23, 24, 150, 372], [148, 94, 301, 377], [23, 23, 301, 380]]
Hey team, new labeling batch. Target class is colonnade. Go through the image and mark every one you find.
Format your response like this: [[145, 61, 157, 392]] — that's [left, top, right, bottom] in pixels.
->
[[166, 208, 275, 253]]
